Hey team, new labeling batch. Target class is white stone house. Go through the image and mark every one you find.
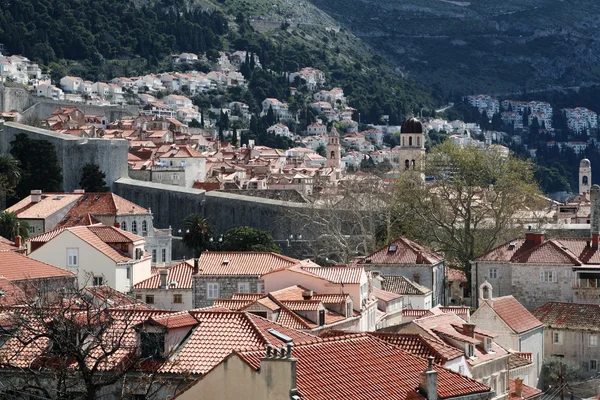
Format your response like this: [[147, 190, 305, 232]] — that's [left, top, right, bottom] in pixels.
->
[[164, 94, 193, 110], [266, 123, 292, 139], [471, 282, 544, 386], [153, 145, 207, 188], [133, 260, 194, 310], [60, 76, 83, 93], [29, 225, 152, 293], [35, 84, 64, 100]]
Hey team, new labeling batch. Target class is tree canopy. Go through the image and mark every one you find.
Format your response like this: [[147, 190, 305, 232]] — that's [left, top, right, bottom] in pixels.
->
[[393, 141, 546, 288], [79, 163, 109, 192], [182, 213, 213, 257], [221, 226, 281, 253], [0, 210, 30, 240]]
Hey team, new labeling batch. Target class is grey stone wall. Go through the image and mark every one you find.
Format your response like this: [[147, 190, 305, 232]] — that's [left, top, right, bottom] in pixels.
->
[[193, 276, 262, 308], [0, 122, 129, 192], [0, 84, 32, 113]]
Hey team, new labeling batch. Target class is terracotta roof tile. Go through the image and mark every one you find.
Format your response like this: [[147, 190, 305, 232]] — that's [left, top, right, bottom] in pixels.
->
[[231, 293, 265, 301], [196, 251, 300, 276], [361, 237, 443, 265], [483, 296, 543, 333], [369, 332, 464, 363], [0, 251, 74, 281], [288, 265, 364, 284], [212, 299, 255, 310], [7, 193, 82, 219], [0, 277, 26, 305], [237, 334, 491, 400], [65, 226, 135, 263], [382, 275, 432, 295], [0, 237, 17, 251], [446, 268, 467, 282], [150, 312, 199, 329], [533, 302, 600, 331], [87, 225, 144, 243], [509, 379, 542, 400], [83, 285, 138, 307], [162, 310, 317, 374], [373, 287, 403, 302], [508, 354, 532, 369], [279, 300, 322, 311], [56, 193, 149, 228], [134, 261, 194, 289]]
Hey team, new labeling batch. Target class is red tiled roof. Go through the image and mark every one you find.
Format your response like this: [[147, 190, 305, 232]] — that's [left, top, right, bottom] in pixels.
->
[[0, 277, 26, 305], [369, 332, 464, 363], [7, 193, 82, 219], [361, 237, 443, 265], [150, 312, 199, 329], [56, 193, 149, 228], [237, 334, 491, 400], [64, 226, 135, 263], [196, 251, 300, 276], [162, 310, 317, 374], [533, 302, 600, 331], [509, 380, 542, 400], [231, 293, 265, 301], [373, 287, 403, 302], [0, 251, 74, 281], [87, 225, 144, 243], [446, 268, 467, 282], [134, 261, 194, 289], [0, 237, 17, 251], [483, 296, 543, 334], [287, 265, 364, 284], [83, 285, 138, 307], [280, 300, 322, 311], [212, 299, 255, 310], [382, 275, 432, 295]]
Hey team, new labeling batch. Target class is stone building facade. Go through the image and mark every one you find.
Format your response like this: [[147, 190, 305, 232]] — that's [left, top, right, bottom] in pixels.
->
[[193, 275, 263, 308]]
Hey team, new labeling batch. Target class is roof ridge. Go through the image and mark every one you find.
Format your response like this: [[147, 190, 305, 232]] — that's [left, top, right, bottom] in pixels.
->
[[269, 296, 313, 329], [515, 239, 581, 265]]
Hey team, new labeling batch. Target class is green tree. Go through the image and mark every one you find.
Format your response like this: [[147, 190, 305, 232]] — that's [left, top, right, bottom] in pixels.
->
[[393, 141, 545, 290], [0, 155, 21, 210], [540, 357, 586, 390], [79, 163, 109, 192], [316, 144, 326, 157], [10, 133, 62, 202], [189, 118, 202, 128], [182, 213, 213, 257], [221, 226, 281, 253], [0, 211, 29, 240]]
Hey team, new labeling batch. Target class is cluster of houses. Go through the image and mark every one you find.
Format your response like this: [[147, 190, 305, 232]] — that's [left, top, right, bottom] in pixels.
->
[[0, 52, 45, 86], [4, 176, 600, 398]]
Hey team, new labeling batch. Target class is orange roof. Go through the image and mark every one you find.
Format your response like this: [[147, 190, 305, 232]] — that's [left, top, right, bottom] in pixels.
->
[[373, 287, 403, 302], [7, 193, 82, 219], [533, 302, 600, 331], [362, 237, 444, 265], [283, 265, 364, 284], [509, 380, 542, 400], [0, 251, 74, 281], [0, 237, 17, 251], [237, 334, 491, 400], [196, 252, 300, 276], [446, 268, 467, 282], [83, 285, 139, 307], [161, 310, 317, 374], [149, 311, 199, 329], [56, 193, 149, 228], [483, 296, 543, 334], [0, 277, 26, 305], [369, 332, 463, 363], [134, 261, 194, 289]]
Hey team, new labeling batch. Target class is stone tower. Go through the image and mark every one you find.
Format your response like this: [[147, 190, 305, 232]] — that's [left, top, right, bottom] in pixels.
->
[[326, 126, 341, 169], [580, 158, 592, 195], [399, 117, 426, 171]]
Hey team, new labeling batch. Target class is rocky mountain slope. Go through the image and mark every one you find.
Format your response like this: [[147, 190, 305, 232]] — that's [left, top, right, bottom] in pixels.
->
[[308, 0, 600, 94]]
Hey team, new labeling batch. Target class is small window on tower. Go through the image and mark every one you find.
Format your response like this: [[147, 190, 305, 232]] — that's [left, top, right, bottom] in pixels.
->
[[405, 160, 410, 170], [330, 151, 335, 159], [409, 136, 413, 146], [583, 176, 589, 185]]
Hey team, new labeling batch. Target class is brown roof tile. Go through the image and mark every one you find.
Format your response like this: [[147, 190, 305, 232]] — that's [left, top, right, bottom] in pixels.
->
[[0, 251, 74, 281], [196, 251, 300, 276], [533, 302, 600, 331], [362, 237, 443, 265], [134, 261, 194, 289], [382, 275, 432, 295], [483, 296, 543, 333]]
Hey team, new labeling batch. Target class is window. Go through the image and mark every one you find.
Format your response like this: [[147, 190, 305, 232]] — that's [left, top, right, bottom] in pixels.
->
[[488, 268, 498, 280], [131, 220, 138, 234], [140, 332, 164, 360], [540, 271, 557, 283], [67, 248, 79, 267], [145, 295, 154, 304], [126, 267, 131, 280], [207, 283, 220, 299], [565, 270, 573, 278], [330, 150, 335, 159], [152, 249, 157, 263], [417, 136, 421, 147], [257, 282, 264, 293], [238, 282, 250, 293], [173, 294, 183, 304], [405, 160, 410, 170], [592, 360, 598, 370], [409, 136, 413, 146], [485, 338, 493, 352], [135, 294, 142, 300], [553, 332, 562, 344], [466, 344, 475, 358], [142, 221, 148, 236], [346, 302, 353, 317], [581, 361, 589, 371], [590, 335, 598, 347], [161, 248, 166, 263], [360, 283, 367, 300], [93, 276, 104, 286], [121, 221, 126, 231]]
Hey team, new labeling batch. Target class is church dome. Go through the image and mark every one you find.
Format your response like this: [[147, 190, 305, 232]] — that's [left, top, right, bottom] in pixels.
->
[[401, 117, 423, 134], [581, 158, 591, 168]]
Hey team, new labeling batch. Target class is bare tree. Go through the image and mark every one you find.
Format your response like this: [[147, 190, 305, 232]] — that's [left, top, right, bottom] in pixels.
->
[[0, 276, 185, 400], [290, 174, 397, 264]]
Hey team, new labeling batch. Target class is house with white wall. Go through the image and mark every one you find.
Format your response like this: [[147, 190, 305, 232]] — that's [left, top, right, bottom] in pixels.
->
[[153, 145, 207, 188], [133, 260, 194, 310], [60, 76, 83, 93], [29, 225, 152, 293]]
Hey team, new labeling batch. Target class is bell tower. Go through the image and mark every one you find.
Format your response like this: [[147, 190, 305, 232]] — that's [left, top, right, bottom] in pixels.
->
[[399, 117, 426, 172], [580, 158, 592, 195], [326, 127, 341, 169]]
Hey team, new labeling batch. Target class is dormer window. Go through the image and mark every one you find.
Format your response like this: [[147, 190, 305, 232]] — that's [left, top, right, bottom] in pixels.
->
[[388, 245, 398, 253], [140, 332, 165, 360], [466, 344, 475, 358], [485, 338, 493, 352]]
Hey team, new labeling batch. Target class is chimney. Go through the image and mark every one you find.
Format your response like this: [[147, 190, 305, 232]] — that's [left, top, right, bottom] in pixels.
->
[[30, 189, 42, 203], [514, 378, 523, 398], [114, 221, 121, 228], [419, 356, 438, 400], [413, 273, 421, 284], [302, 290, 313, 300], [193, 258, 199, 275], [14, 235, 22, 248], [416, 251, 424, 264], [590, 185, 600, 247], [462, 323, 476, 338], [159, 269, 168, 289], [261, 344, 298, 399], [525, 231, 544, 246]]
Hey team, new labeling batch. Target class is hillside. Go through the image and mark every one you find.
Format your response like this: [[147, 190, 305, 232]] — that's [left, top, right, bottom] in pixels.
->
[[308, 0, 600, 96], [0, 0, 433, 123]]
